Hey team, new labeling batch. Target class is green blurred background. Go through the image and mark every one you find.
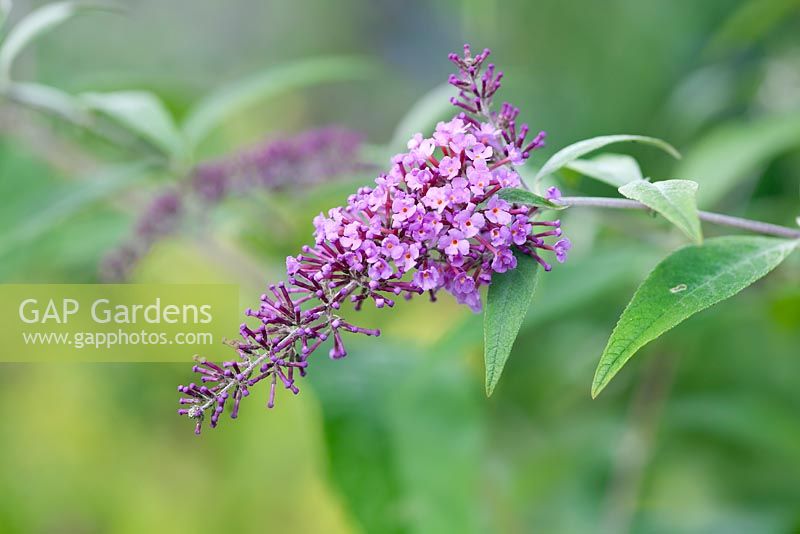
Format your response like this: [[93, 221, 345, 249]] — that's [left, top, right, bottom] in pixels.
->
[[1, 1, 800, 532]]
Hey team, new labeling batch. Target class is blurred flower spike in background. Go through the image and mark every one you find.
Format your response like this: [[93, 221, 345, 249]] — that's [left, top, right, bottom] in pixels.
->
[[101, 127, 365, 281]]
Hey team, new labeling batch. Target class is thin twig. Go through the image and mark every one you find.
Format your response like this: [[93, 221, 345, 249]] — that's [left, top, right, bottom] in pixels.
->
[[557, 196, 800, 240]]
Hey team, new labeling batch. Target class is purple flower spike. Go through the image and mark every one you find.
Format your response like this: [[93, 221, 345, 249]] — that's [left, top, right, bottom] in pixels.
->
[[178, 45, 570, 434]]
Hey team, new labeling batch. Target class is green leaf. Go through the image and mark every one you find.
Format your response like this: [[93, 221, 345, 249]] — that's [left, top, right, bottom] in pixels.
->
[[80, 91, 184, 157], [0, 162, 152, 258], [497, 188, 565, 210], [182, 56, 378, 147], [0, 1, 118, 80], [592, 236, 798, 398], [619, 179, 703, 244], [676, 113, 800, 208], [534, 134, 680, 186], [4, 81, 88, 125], [484, 251, 539, 396], [564, 153, 643, 187]]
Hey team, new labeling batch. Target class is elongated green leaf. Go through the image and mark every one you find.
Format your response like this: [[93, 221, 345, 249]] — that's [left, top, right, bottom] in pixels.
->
[[619, 179, 703, 244], [534, 134, 680, 185], [565, 153, 643, 187], [0, 1, 117, 80], [80, 91, 184, 157], [484, 251, 539, 396], [592, 236, 798, 397], [4, 81, 89, 125], [183, 56, 377, 147], [0, 161, 152, 257], [676, 113, 800, 208], [497, 188, 564, 210]]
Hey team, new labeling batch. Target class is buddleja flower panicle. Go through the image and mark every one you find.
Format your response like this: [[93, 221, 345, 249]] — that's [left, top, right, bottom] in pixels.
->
[[177, 44, 571, 434]]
